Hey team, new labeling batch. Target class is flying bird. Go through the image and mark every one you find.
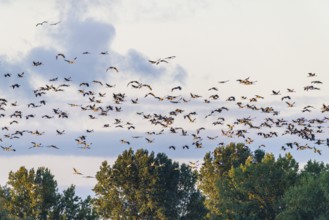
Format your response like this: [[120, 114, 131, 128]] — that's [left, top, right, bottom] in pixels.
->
[[56, 53, 65, 60], [106, 66, 119, 72], [73, 168, 83, 175], [171, 86, 182, 92], [64, 57, 77, 64], [1, 145, 15, 152], [36, 21, 47, 27]]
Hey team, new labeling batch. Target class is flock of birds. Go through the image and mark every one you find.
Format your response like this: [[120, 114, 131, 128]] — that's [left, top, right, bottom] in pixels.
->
[[0, 21, 329, 175], [1, 58, 328, 168]]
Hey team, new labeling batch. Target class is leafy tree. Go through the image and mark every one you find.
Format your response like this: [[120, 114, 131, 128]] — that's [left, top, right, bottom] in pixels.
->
[[217, 152, 298, 220], [76, 195, 99, 220], [277, 161, 329, 220], [1, 166, 97, 220], [301, 160, 329, 176], [34, 167, 60, 219], [3, 166, 45, 219], [55, 185, 98, 220], [177, 164, 207, 219], [58, 185, 81, 219], [0, 187, 13, 220], [93, 148, 206, 219], [198, 142, 252, 218], [3, 166, 62, 219]]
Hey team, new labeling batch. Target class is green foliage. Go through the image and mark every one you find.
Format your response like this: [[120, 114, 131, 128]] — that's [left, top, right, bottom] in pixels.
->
[[277, 161, 329, 220], [217, 153, 298, 220], [199, 143, 299, 220], [177, 164, 207, 219], [56, 185, 98, 220], [1, 166, 98, 220], [0, 188, 12, 220], [34, 167, 60, 219], [3, 146, 329, 219], [93, 148, 206, 219], [2, 166, 59, 219], [198, 142, 252, 218], [76, 196, 99, 220]]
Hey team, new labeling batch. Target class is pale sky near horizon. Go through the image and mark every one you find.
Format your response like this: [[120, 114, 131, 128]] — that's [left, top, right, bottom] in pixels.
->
[[1, 0, 329, 198]]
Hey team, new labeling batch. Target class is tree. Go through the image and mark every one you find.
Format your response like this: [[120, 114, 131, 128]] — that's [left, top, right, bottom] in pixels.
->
[[55, 185, 98, 220], [34, 167, 60, 219], [0, 186, 13, 220], [3, 166, 46, 219], [58, 185, 81, 219], [76, 195, 99, 220], [198, 142, 252, 218], [217, 152, 298, 220], [177, 164, 207, 219], [277, 160, 329, 219], [1, 166, 61, 219], [93, 148, 206, 219], [1, 166, 97, 220]]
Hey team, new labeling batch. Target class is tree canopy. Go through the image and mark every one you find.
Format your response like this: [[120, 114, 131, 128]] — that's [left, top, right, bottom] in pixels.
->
[[0, 166, 98, 220], [93, 148, 206, 219], [1, 144, 329, 219]]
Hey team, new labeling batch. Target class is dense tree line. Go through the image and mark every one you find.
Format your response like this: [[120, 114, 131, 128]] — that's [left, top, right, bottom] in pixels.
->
[[0, 167, 98, 220], [1, 144, 329, 219]]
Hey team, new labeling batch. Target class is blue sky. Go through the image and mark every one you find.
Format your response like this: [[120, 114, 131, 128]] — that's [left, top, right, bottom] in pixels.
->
[[1, 0, 329, 197]]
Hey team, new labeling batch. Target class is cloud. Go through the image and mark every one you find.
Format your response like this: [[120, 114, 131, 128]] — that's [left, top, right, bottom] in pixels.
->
[[0, 0, 12, 4]]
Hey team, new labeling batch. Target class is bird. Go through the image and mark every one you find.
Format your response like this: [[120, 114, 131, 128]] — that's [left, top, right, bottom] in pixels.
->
[[171, 86, 182, 92], [56, 130, 65, 135], [33, 61, 42, 66], [29, 142, 42, 149], [281, 96, 291, 101], [106, 66, 119, 72], [287, 88, 296, 93], [64, 57, 77, 64], [286, 102, 295, 108], [83, 175, 95, 178], [56, 53, 65, 60], [10, 84, 20, 89], [50, 21, 61, 25], [182, 145, 189, 149], [188, 161, 199, 169], [272, 90, 281, 95], [120, 139, 130, 145], [226, 96, 235, 101], [80, 82, 89, 87], [36, 21, 48, 27], [17, 72, 24, 78], [1, 145, 15, 152], [208, 87, 218, 91], [145, 138, 154, 143], [73, 168, 83, 175], [47, 145, 60, 149], [131, 98, 139, 104]]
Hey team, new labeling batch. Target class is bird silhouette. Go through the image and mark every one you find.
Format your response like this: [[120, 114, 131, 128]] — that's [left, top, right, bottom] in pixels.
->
[[73, 168, 83, 175], [36, 21, 47, 27]]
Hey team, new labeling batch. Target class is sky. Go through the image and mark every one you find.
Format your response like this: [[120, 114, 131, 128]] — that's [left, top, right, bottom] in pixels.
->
[[1, 0, 329, 198]]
